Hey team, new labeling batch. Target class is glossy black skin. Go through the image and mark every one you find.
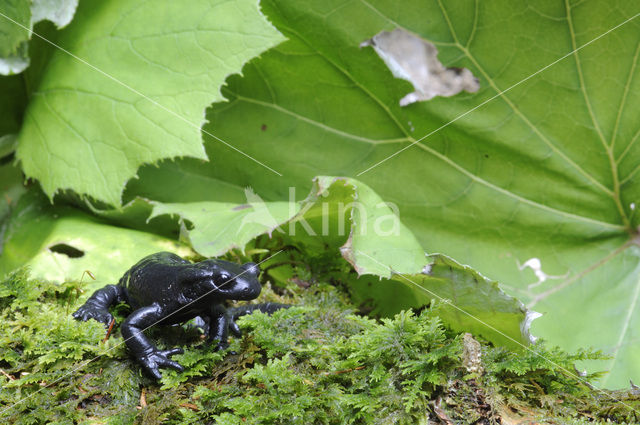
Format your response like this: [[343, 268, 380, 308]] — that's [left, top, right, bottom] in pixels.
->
[[73, 252, 285, 379]]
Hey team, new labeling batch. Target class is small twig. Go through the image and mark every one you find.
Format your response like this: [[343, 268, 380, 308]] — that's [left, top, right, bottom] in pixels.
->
[[529, 378, 545, 395], [433, 397, 455, 425], [74, 270, 96, 301], [0, 369, 15, 380], [102, 318, 116, 342], [139, 388, 147, 408], [81, 270, 96, 282], [322, 366, 365, 376], [179, 403, 199, 411]]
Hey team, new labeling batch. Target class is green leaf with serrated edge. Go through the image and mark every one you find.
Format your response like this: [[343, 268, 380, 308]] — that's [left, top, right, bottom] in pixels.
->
[[121, 0, 640, 387], [0, 190, 193, 291], [150, 198, 295, 258], [0, 0, 30, 57], [148, 175, 534, 346], [30, 0, 78, 28], [15, 0, 284, 205], [0, 0, 78, 75]]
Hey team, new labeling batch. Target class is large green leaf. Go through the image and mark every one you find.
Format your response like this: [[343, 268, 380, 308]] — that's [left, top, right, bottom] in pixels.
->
[[0, 190, 192, 289], [14, 0, 284, 205], [122, 0, 640, 387]]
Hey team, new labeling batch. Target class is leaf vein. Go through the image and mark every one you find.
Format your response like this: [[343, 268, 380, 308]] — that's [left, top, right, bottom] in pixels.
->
[[231, 92, 410, 145], [39, 95, 111, 195], [415, 142, 625, 230], [610, 40, 640, 150], [436, 0, 613, 197]]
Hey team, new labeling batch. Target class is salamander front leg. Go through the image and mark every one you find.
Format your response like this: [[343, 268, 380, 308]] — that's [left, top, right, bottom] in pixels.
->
[[72, 285, 125, 326], [120, 303, 184, 379], [206, 304, 232, 351]]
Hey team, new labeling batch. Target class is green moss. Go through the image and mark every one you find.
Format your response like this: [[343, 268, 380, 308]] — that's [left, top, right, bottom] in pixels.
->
[[1, 270, 639, 424]]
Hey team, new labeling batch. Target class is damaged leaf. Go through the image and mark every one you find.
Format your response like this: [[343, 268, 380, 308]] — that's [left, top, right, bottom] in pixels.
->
[[0, 0, 31, 74], [361, 29, 479, 105], [0, 0, 78, 75], [0, 190, 192, 288], [149, 187, 296, 258], [14, 0, 284, 205], [30, 0, 78, 28]]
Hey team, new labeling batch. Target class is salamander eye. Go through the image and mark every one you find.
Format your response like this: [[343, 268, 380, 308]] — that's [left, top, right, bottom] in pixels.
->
[[219, 273, 232, 281]]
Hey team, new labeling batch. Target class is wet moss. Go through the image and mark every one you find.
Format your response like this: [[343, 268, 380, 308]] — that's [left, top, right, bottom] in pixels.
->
[[1, 269, 639, 424]]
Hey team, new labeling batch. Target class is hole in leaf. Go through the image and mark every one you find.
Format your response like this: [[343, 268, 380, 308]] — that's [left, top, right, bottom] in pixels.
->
[[360, 28, 480, 106], [49, 243, 85, 258]]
